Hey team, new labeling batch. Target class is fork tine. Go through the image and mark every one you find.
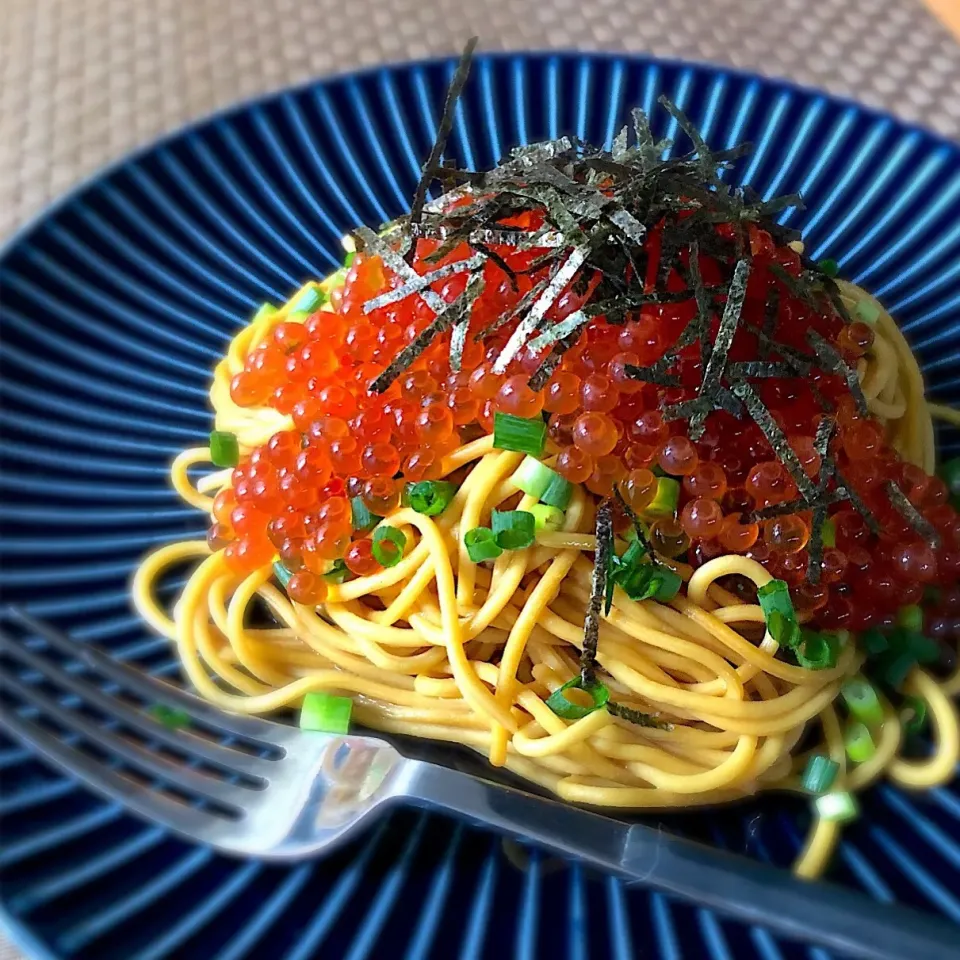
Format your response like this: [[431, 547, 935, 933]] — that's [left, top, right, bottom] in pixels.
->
[[0, 627, 270, 778], [5, 608, 285, 746], [0, 661, 251, 810], [0, 706, 228, 840]]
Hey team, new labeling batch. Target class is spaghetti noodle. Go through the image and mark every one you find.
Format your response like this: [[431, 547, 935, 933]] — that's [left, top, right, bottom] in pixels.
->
[[132, 71, 959, 879]]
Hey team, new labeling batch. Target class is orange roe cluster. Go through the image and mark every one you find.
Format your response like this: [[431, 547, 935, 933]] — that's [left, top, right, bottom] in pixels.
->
[[211, 217, 960, 630]]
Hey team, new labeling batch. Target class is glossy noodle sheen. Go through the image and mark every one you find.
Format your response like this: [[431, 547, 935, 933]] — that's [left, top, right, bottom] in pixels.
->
[[134, 277, 960, 879]]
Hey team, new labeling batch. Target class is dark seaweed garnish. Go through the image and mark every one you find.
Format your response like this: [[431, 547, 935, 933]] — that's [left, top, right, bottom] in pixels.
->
[[581, 498, 613, 687], [352, 49, 891, 579], [885, 481, 941, 548]]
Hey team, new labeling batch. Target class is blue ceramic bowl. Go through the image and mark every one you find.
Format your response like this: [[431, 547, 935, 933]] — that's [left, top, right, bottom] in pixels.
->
[[1, 52, 958, 960]]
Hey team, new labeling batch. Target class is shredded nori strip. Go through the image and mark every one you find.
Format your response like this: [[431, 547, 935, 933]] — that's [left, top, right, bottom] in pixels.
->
[[758, 285, 780, 361], [806, 416, 837, 584], [474, 273, 553, 342], [354, 226, 447, 315], [494, 244, 590, 373], [885, 480, 941, 548], [832, 468, 881, 535], [730, 380, 819, 502], [607, 701, 673, 730], [527, 308, 592, 352], [807, 330, 869, 417], [581, 498, 613, 687], [727, 361, 797, 379], [689, 258, 751, 439], [362, 253, 485, 312], [624, 358, 681, 387], [448, 271, 486, 372], [408, 37, 479, 239], [613, 486, 655, 556]]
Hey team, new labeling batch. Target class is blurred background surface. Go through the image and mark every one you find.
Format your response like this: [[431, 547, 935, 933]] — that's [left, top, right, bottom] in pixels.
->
[[0, 0, 958, 957], [1, 0, 959, 243]]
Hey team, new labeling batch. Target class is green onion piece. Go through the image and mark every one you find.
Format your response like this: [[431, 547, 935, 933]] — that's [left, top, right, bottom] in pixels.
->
[[757, 579, 801, 649], [323, 559, 351, 583], [253, 302, 277, 322], [642, 477, 680, 519], [612, 560, 681, 603], [299, 692, 353, 733], [801, 754, 840, 795], [815, 790, 860, 823], [841, 678, 883, 726], [860, 628, 889, 657], [540, 472, 574, 510], [464, 527, 502, 562], [901, 696, 928, 736], [491, 510, 536, 550], [617, 539, 648, 567], [854, 300, 880, 325], [821, 518, 836, 549], [291, 286, 326, 313], [209, 430, 240, 468], [371, 526, 406, 567], [493, 412, 547, 457], [512, 456, 558, 499], [408, 480, 457, 517], [272, 560, 292, 589], [896, 605, 924, 633], [818, 257, 839, 278], [344, 250, 356, 268], [530, 504, 565, 533], [545, 676, 611, 720], [149, 705, 191, 729], [796, 631, 840, 670], [844, 720, 876, 763], [939, 457, 960, 497], [877, 650, 916, 690], [901, 630, 940, 665], [351, 497, 381, 532], [648, 566, 682, 602]]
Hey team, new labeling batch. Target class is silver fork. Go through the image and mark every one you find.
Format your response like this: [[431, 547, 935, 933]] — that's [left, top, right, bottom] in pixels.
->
[[1, 608, 957, 960]]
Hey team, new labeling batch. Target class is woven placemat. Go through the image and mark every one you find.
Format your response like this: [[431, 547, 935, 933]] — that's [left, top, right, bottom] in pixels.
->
[[1, 1, 959, 958], [1, 0, 959, 244]]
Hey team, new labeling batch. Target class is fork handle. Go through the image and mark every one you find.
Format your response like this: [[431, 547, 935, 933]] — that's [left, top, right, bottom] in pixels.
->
[[407, 762, 959, 960]]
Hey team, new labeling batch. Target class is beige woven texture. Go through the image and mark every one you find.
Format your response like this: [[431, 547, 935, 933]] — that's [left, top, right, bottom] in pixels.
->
[[1, 0, 959, 957]]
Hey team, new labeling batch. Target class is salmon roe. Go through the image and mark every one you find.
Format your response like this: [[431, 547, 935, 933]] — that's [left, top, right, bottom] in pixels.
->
[[208, 218, 959, 633]]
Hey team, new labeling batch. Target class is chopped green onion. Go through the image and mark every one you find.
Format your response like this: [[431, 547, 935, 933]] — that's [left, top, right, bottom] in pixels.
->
[[899, 629, 940, 665], [844, 721, 876, 763], [860, 628, 889, 657], [939, 457, 960, 497], [492, 510, 536, 550], [815, 790, 860, 823], [642, 477, 680, 519], [408, 480, 457, 516], [796, 631, 840, 670], [343, 250, 356, 268], [299, 692, 353, 733], [351, 497, 381, 532], [371, 526, 406, 567], [876, 650, 916, 690], [149, 705, 191, 729], [817, 257, 839, 278], [612, 560, 681, 603], [291, 286, 326, 313], [801, 754, 839, 795], [493, 412, 547, 456], [272, 560, 293, 588], [901, 696, 928, 736], [896, 605, 924, 633], [854, 300, 880, 325], [821, 518, 836, 549], [617, 539, 647, 567], [757, 580, 801, 649], [209, 430, 240, 468], [540, 472, 574, 510], [323, 559, 351, 583], [253, 302, 277, 322], [464, 526, 502, 562], [512, 456, 558, 499], [545, 676, 611, 720], [841, 678, 883, 726], [530, 504, 565, 533]]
